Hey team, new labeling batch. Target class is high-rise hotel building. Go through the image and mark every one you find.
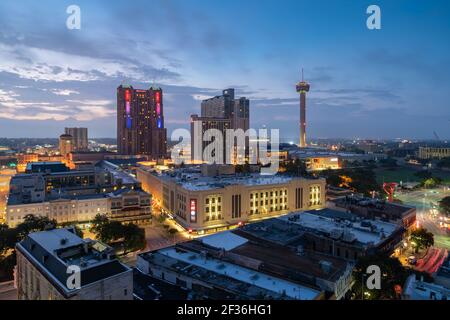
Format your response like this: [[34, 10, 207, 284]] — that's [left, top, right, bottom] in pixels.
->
[[191, 89, 250, 163], [117, 85, 167, 159]]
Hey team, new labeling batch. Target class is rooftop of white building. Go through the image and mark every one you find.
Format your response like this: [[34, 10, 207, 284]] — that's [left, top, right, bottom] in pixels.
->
[[146, 166, 321, 191], [279, 209, 398, 246], [157, 246, 320, 300]]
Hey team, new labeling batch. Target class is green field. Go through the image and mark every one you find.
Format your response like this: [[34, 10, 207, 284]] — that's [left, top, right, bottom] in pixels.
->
[[374, 167, 450, 185]]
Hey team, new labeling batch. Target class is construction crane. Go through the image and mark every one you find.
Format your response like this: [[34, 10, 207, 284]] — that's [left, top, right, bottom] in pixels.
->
[[433, 131, 440, 141]]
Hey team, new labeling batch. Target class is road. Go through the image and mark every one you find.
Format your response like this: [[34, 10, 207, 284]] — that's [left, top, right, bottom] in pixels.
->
[[397, 187, 450, 250], [0, 172, 13, 224]]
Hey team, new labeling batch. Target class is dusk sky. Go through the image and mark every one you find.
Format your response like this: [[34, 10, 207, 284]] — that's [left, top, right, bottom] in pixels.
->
[[0, 0, 449, 140]]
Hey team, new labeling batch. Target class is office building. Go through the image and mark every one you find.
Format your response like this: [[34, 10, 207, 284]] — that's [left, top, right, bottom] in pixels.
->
[[16, 227, 133, 300], [117, 85, 167, 159], [192, 89, 250, 163], [65, 127, 88, 151], [136, 165, 325, 234]]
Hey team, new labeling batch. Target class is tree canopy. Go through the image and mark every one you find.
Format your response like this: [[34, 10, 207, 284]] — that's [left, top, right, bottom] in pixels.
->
[[439, 196, 450, 216], [352, 253, 409, 300], [90, 214, 146, 255], [410, 228, 434, 253]]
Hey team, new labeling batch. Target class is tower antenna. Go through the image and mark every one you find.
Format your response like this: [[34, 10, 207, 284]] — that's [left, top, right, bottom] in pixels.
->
[[301, 68, 304, 82]]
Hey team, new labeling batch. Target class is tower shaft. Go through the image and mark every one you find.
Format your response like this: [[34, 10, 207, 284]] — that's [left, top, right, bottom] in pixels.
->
[[300, 92, 306, 147]]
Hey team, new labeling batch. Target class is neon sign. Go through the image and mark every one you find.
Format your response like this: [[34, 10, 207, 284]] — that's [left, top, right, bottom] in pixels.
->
[[190, 199, 197, 223], [125, 89, 131, 129]]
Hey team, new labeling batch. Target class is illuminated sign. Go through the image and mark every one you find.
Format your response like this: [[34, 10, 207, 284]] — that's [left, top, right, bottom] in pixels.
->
[[125, 90, 131, 129], [155, 91, 160, 103], [330, 158, 339, 162], [190, 199, 197, 223], [157, 118, 162, 129]]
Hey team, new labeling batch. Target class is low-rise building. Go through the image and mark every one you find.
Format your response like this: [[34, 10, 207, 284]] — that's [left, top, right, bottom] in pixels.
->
[[402, 275, 449, 300], [330, 195, 416, 231], [418, 146, 450, 160], [137, 165, 326, 234], [434, 256, 450, 290], [6, 168, 152, 227], [16, 227, 133, 300], [6, 188, 151, 227], [137, 222, 356, 300], [279, 209, 404, 259]]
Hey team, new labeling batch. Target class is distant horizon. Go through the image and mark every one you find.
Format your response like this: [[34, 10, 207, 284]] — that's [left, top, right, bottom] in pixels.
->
[[1, 135, 449, 142]]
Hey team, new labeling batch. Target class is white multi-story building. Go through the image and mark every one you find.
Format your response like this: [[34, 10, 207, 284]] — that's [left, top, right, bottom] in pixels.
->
[[16, 228, 133, 300]]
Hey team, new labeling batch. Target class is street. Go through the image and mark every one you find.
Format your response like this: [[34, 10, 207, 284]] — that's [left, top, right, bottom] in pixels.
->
[[0, 171, 13, 224], [396, 186, 449, 274], [397, 187, 450, 250]]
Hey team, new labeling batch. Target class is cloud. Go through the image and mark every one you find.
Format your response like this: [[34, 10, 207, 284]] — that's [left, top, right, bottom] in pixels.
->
[[51, 89, 80, 96], [0, 42, 180, 83]]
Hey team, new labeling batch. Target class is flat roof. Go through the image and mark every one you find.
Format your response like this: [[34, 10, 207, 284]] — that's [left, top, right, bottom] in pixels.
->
[[147, 168, 319, 191], [17, 228, 131, 297], [279, 209, 398, 246], [157, 246, 320, 300], [200, 231, 248, 251]]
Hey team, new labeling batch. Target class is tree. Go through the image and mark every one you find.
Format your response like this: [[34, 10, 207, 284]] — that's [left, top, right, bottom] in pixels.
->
[[0, 224, 18, 255], [423, 177, 441, 189], [122, 223, 146, 255], [351, 253, 409, 300], [323, 168, 382, 196], [282, 159, 307, 176], [0, 215, 56, 281], [15, 214, 57, 240], [90, 215, 146, 255], [437, 157, 450, 169], [90, 214, 110, 240], [414, 170, 432, 180], [410, 228, 434, 253], [439, 196, 450, 216], [379, 157, 398, 167]]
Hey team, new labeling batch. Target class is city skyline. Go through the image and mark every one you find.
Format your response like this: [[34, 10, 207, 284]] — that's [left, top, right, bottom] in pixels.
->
[[0, 0, 449, 140]]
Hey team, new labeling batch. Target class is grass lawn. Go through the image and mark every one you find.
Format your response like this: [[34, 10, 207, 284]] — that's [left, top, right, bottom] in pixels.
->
[[374, 166, 450, 185], [374, 167, 421, 184]]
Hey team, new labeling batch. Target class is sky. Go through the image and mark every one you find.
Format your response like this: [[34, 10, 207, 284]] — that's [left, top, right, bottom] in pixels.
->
[[0, 0, 449, 141]]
